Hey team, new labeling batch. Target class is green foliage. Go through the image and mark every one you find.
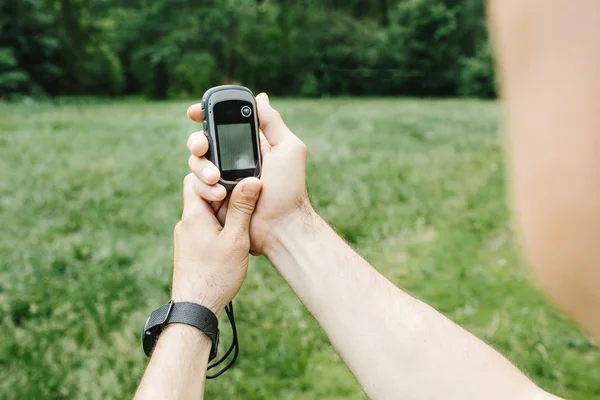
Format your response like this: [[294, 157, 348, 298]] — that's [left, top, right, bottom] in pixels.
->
[[0, 48, 30, 94], [387, 0, 461, 95], [84, 44, 126, 96], [1, 98, 598, 398], [0, 0, 61, 96], [0, 0, 124, 97], [168, 53, 219, 99], [315, 13, 387, 95], [299, 73, 320, 97], [459, 42, 497, 98], [0, 0, 497, 98]]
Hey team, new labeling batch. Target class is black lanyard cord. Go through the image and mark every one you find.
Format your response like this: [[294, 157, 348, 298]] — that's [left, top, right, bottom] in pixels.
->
[[206, 301, 239, 379]]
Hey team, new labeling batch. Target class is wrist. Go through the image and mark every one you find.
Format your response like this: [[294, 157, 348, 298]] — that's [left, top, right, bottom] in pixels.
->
[[262, 204, 322, 259], [160, 322, 213, 348], [171, 292, 226, 316]]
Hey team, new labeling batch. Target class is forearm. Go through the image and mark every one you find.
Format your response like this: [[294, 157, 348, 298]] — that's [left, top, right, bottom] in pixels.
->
[[264, 210, 556, 400], [135, 324, 211, 400], [489, 0, 600, 338]]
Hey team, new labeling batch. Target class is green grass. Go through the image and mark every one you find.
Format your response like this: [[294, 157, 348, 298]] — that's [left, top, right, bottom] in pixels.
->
[[0, 97, 598, 399]]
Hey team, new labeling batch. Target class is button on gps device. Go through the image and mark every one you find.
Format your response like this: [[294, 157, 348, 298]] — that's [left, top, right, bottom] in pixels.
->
[[241, 105, 252, 117]]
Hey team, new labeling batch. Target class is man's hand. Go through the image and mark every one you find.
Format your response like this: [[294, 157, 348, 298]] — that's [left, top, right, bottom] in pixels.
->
[[135, 173, 262, 400], [186, 93, 310, 253], [172, 173, 262, 315], [183, 92, 562, 400]]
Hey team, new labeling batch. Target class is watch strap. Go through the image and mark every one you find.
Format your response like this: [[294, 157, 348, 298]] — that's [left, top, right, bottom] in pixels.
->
[[143, 302, 219, 360]]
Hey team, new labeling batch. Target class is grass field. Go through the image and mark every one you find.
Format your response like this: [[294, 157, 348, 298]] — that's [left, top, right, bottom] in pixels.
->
[[0, 97, 598, 399]]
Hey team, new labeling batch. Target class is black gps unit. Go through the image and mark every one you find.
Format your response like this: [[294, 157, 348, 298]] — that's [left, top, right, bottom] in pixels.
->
[[201, 86, 262, 191]]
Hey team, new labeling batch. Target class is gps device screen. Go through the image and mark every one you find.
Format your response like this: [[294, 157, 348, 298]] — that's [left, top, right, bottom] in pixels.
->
[[216, 123, 255, 171]]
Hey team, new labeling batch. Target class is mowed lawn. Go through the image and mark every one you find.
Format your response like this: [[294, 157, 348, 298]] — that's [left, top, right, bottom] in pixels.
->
[[0, 97, 598, 400]]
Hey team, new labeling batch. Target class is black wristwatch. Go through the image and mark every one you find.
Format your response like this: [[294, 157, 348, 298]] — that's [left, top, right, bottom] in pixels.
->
[[141, 300, 239, 379], [142, 301, 220, 359]]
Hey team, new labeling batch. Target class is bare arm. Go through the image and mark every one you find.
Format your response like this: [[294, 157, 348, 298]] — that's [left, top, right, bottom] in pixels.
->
[[134, 175, 263, 399], [489, 0, 600, 340], [263, 210, 560, 400], [135, 325, 211, 400], [187, 94, 563, 400]]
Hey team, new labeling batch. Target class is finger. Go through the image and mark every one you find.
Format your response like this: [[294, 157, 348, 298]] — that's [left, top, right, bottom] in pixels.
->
[[222, 177, 262, 238], [211, 198, 225, 217], [181, 174, 221, 230], [250, 250, 261, 256], [188, 154, 221, 186], [187, 132, 209, 157], [187, 103, 203, 123], [215, 196, 228, 225], [256, 93, 294, 146], [259, 131, 271, 154], [186, 172, 226, 204]]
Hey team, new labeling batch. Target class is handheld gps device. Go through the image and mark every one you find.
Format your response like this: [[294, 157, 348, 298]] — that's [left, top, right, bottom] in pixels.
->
[[201, 85, 262, 191]]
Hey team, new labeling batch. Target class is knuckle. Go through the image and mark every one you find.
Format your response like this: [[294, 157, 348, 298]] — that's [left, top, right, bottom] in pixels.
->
[[231, 199, 255, 215], [173, 221, 182, 236], [225, 233, 250, 253], [174, 219, 198, 236], [298, 140, 308, 155], [187, 155, 197, 169], [292, 139, 307, 156], [260, 117, 271, 131], [183, 172, 197, 189], [262, 109, 281, 130], [178, 215, 196, 229], [231, 232, 250, 248]]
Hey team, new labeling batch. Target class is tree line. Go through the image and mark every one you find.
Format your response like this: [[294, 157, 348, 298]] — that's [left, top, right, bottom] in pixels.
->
[[0, 0, 496, 99]]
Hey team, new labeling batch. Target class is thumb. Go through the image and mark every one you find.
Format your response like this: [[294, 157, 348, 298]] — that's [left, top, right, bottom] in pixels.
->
[[223, 177, 263, 237], [256, 92, 294, 146]]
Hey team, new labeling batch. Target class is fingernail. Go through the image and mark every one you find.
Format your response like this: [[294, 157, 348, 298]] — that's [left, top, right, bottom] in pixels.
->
[[202, 168, 216, 181], [242, 182, 261, 197], [211, 186, 224, 198], [190, 139, 199, 150]]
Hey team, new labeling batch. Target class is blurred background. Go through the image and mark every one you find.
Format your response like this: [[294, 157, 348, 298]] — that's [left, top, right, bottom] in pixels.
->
[[1, 1, 599, 399], [0, 0, 494, 99]]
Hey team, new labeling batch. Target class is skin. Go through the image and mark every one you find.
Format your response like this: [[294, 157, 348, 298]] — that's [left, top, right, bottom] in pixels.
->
[[186, 93, 309, 254], [134, 175, 263, 400], [488, 0, 600, 340], [136, 3, 600, 394], [178, 93, 561, 399]]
